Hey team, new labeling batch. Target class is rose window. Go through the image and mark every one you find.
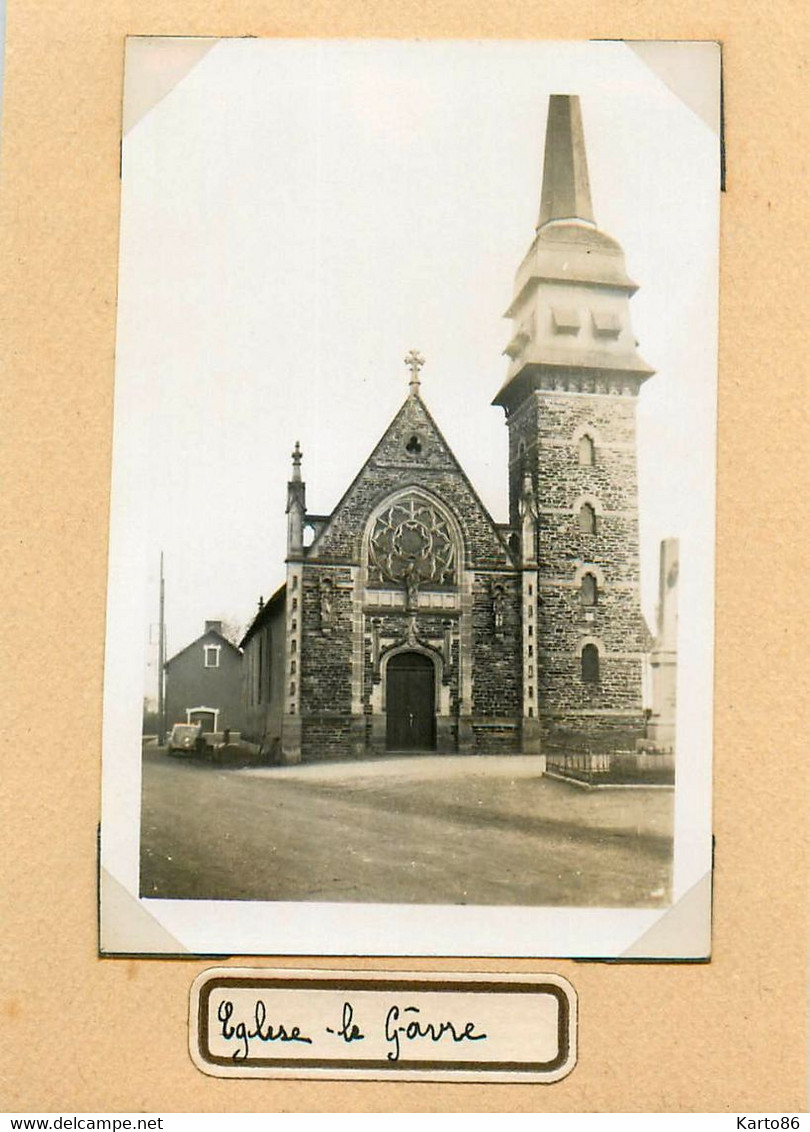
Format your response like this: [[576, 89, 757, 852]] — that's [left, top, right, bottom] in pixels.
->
[[368, 496, 456, 587]]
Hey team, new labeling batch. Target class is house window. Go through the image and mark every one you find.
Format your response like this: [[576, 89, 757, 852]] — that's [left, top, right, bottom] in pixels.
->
[[580, 573, 598, 606], [578, 503, 597, 534], [204, 645, 220, 668], [578, 435, 595, 466], [581, 643, 600, 683]]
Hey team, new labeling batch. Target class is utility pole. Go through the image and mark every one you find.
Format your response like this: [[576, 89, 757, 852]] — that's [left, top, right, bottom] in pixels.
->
[[158, 551, 166, 744]]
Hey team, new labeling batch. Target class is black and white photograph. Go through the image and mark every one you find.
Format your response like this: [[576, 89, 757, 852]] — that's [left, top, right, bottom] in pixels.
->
[[100, 38, 719, 957]]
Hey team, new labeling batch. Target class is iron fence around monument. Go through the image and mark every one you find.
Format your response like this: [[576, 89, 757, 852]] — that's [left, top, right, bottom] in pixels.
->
[[544, 729, 675, 786]]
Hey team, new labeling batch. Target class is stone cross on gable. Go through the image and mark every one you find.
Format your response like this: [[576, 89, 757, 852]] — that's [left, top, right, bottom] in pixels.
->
[[404, 349, 425, 393]]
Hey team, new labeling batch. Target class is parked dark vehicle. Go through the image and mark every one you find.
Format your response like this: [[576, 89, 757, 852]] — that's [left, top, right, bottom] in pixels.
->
[[167, 722, 204, 756]]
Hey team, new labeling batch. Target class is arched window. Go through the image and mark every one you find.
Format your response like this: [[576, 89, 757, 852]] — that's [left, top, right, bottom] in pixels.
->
[[578, 434, 595, 466], [578, 503, 597, 534], [581, 643, 600, 683], [580, 573, 597, 606]]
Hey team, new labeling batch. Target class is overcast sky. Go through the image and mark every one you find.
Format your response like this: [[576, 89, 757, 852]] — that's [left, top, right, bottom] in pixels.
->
[[109, 39, 719, 700]]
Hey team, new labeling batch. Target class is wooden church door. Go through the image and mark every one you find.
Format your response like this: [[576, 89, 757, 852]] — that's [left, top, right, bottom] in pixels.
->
[[386, 652, 436, 751]]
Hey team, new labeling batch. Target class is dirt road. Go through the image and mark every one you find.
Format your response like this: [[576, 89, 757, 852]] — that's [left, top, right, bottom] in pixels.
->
[[140, 749, 673, 906]]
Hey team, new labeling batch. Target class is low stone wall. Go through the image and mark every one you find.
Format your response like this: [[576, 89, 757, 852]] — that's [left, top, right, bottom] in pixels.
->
[[471, 719, 521, 755], [294, 713, 527, 760]]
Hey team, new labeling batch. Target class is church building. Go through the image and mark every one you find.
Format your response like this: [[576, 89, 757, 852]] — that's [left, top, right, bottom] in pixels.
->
[[241, 94, 653, 765]]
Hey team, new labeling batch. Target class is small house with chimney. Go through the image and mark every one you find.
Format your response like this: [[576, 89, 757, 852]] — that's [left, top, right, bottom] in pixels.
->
[[164, 620, 244, 737]]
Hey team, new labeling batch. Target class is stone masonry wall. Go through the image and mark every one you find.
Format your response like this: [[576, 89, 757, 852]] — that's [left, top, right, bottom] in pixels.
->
[[298, 563, 355, 760], [471, 572, 522, 719], [296, 392, 528, 759], [472, 722, 521, 754], [301, 716, 354, 760], [300, 564, 354, 714], [312, 395, 513, 571], [509, 387, 645, 734]]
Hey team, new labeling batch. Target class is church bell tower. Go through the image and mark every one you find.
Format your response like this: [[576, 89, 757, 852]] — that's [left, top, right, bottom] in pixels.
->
[[494, 95, 654, 740]]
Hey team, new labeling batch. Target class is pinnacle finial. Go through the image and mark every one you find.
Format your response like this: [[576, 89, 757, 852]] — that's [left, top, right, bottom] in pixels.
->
[[291, 440, 302, 480], [537, 95, 595, 230], [404, 349, 425, 394]]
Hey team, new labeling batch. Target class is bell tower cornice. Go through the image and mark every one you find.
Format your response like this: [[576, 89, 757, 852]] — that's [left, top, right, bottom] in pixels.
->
[[494, 95, 653, 414]]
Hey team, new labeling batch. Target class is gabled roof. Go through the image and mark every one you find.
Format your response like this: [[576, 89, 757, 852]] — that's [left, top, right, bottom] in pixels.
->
[[166, 626, 242, 667], [306, 390, 516, 569]]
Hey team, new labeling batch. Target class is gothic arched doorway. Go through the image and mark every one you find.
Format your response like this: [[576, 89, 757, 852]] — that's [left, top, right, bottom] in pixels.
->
[[386, 652, 436, 751]]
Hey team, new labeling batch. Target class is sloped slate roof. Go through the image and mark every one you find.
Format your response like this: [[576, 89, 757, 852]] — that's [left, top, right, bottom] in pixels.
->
[[166, 627, 242, 667], [239, 581, 286, 648]]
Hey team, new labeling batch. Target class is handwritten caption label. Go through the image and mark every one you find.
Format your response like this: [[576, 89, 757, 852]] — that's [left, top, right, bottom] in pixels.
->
[[190, 969, 576, 1082]]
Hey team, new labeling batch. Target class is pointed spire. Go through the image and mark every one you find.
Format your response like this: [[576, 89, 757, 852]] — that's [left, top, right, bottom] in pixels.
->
[[537, 95, 595, 230]]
